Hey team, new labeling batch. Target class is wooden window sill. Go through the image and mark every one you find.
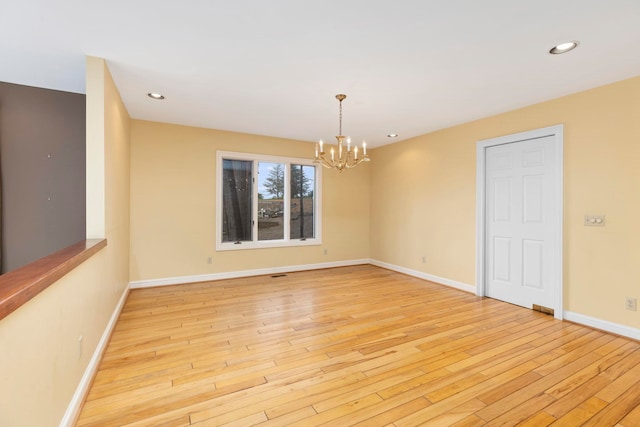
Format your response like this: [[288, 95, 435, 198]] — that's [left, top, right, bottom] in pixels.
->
[[0, 239, 107, 321]]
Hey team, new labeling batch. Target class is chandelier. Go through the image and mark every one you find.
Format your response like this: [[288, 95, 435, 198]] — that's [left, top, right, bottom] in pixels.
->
[[314, 94, 370, 171]]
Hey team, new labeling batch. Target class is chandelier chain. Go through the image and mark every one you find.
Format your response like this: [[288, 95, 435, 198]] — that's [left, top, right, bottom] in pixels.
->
[[339, 97, 343, 136]]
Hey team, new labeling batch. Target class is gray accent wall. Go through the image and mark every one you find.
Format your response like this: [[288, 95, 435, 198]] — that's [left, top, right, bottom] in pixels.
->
[[0, 82, 86, 273]]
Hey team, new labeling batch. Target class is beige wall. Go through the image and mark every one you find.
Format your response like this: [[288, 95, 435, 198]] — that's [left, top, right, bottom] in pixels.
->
[[129, 120, 370, 281], [371, 75, 640, 329], [0, 57, 130, 426]]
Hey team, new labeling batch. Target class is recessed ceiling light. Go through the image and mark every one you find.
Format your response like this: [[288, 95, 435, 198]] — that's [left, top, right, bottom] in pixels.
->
[[387, 133, 398, 138], [549, 41, 579, 55], [147, 92, 165, 100]]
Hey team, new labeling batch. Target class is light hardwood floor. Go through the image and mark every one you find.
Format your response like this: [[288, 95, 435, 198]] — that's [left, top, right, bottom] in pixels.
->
[[76, 265, 640, 426]]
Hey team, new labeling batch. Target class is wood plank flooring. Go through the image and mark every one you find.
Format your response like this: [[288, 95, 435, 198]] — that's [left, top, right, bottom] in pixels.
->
[[76, 265, 640, 426]]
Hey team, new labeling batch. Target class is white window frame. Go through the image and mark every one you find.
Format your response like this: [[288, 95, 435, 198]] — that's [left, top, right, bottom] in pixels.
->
[[216, 150, 322, 251]]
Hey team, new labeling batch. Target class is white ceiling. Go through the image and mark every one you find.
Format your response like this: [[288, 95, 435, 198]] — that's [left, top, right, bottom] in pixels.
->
[[2, 1, 640, 147]]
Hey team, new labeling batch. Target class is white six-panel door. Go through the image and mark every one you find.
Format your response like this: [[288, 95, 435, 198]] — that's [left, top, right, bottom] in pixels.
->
[[477, 126, 563, 318]]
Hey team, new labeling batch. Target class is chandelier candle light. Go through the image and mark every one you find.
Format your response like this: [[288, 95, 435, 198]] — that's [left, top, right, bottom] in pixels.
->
[[314, 94, 370, 171]]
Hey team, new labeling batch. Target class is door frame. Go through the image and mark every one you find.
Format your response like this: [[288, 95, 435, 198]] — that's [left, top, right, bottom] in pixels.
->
[[475, 125, 564, 319]]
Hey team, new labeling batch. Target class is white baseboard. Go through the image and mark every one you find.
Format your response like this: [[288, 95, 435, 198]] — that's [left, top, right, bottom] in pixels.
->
[[369, 259, 476, 294], [129, 259, 371, 289], [129, 259, 474, 293], [564, 311, 640, 341], [59, 286, 130, 427]]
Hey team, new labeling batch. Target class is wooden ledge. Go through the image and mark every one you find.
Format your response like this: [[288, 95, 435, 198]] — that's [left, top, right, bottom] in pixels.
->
[[0, 239, 107, 321]]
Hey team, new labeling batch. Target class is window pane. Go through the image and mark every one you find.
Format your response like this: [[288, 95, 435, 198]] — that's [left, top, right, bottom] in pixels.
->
[[217, 151, 321, 250], [258, 162, 284, 240], [290, 164, 315, 240], [222, 159, 252, 242]]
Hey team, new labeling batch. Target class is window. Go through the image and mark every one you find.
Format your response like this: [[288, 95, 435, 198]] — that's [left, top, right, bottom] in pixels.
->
[[217, 151, 321, 250]]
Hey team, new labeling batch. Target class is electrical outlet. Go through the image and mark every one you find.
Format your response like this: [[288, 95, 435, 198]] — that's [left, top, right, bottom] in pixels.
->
[[323, 249, 328, 255], [207, 256, 212, 264], [625, 297, 637, 311], [421, 256, 426, 264]]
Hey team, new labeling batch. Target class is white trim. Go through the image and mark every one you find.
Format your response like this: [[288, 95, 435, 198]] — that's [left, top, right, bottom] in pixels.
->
[[369, 259, 476, 294], [129, 259, 370, 289], [476, 125, 564, 320], [564, 311, 640, 341], [214, 238, 322, 251], [59, 287, 130, 427]]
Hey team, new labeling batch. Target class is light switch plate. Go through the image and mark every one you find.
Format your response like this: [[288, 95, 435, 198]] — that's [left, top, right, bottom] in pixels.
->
[[584, 215, 605, 226]]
